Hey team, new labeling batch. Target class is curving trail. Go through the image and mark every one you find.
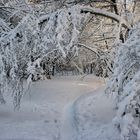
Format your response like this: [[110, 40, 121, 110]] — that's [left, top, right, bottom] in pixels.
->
[[0, 75, 119, 140]]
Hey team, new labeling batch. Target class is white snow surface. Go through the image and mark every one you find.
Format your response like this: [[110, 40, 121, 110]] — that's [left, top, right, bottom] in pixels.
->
[[0, 75, 120, 140]]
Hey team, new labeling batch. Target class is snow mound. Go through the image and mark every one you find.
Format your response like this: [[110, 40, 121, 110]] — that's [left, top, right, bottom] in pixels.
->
[[73, 88, 120, 140]]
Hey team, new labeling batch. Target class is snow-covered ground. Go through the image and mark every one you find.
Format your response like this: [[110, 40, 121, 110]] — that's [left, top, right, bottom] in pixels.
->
[[0, 75, 120, 140]]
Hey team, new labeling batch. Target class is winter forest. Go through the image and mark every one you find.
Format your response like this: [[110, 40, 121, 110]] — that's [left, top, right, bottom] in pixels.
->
[[0, 0, 140, 140]]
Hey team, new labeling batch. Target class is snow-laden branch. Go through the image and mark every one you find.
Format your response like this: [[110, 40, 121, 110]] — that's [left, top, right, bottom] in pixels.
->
[[78, 43, 100, 57], [71, 61, 84, 75], [0, 18, 11, 31], [80, 6, 131, 29], [78, 43, 113, 77], [39, 5, 130, 29]]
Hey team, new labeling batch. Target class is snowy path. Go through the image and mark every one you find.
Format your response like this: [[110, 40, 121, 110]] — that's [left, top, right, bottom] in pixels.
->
[[0, 76, 120, 140]]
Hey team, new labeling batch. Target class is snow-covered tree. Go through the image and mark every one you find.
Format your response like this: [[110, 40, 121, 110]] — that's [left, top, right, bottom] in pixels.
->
[[106, 24, 140, 140], [0, 4, 90, 108]]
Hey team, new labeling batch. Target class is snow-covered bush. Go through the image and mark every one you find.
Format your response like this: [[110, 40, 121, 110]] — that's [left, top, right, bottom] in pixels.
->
[[106, 24, 140, 140]]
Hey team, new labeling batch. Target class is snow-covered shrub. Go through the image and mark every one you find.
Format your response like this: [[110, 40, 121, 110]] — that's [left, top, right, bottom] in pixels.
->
[[106, 24, 140, 140]]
